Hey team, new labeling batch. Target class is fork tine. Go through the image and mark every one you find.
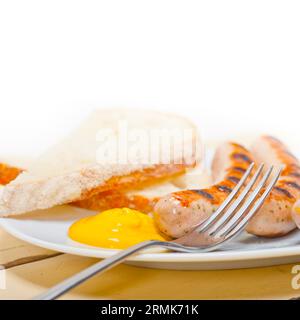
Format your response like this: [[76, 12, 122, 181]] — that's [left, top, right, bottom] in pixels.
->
[[215, 165, 274, 238], [196, 162, 255, 233], [222, 167, 282, 240], [206, 163, 264, 235]]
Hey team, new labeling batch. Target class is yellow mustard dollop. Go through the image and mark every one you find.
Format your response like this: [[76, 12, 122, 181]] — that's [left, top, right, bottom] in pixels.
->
[[68, 208, 166, 249]]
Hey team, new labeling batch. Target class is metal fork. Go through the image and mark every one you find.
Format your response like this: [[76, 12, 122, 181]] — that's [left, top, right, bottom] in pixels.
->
[[34, 163, 282, 300]]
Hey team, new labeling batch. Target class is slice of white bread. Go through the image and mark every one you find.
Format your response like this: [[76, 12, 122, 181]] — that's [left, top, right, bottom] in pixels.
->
[[0, 109, 201, 216]]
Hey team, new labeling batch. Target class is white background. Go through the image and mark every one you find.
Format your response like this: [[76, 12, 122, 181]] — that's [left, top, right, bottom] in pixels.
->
[[0, 0, 299, 159]]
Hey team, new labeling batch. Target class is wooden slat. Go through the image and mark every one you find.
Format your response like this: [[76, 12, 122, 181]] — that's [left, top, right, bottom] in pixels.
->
[[0, 227, 60, 268]]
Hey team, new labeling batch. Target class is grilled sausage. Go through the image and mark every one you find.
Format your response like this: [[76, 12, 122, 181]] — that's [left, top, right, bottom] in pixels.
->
[[154, 142, 253, 238], [246, 136, 299, 237], [154, 136, 300, 239]]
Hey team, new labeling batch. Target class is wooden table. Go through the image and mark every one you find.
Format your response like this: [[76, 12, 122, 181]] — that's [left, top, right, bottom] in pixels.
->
[[1, 226, 300, 300]]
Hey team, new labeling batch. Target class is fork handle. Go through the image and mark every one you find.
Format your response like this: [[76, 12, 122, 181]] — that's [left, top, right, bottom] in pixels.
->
[[33, 240, 162, 300]]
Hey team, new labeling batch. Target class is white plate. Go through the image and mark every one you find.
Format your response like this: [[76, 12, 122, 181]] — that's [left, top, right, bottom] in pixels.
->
[[1, 205, 300, 270], [1, 146, 300, 270], [0, 206, 300, 270]]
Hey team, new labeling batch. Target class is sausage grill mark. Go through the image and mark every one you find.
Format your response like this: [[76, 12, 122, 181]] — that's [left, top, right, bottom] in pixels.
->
[[217, 185, 232, 193], [192, 190, 214, 200], [227, 176, 240, 184], [285, 181, 300, 190], [290, 172, 300, 178], [232, 166, 247, 173], [232, 153, 252, 164], [274, 186, 293, 199]]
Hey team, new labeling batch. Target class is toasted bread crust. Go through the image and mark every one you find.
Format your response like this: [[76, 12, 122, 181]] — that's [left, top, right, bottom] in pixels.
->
[[0, 162, 191, 214], [73, 189, 159, 213], [79, 163, 192, 200], [73, 163, 192, 212], [0, 163, 23, 185]]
